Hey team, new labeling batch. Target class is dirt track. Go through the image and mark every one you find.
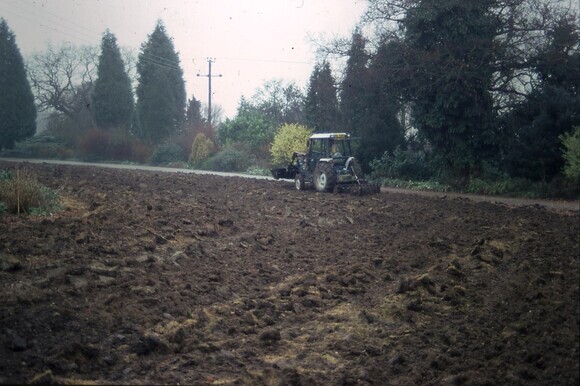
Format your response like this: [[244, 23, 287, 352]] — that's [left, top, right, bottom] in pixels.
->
[[1, 161, 579, 385], [380, 187, 579, 213]]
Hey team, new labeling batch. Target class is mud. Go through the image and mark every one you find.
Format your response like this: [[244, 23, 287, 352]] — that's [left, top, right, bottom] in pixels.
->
[[0, 161, 578, 385]]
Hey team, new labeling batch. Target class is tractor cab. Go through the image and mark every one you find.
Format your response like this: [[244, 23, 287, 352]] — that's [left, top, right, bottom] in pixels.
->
[[306, 133, 352, 170]]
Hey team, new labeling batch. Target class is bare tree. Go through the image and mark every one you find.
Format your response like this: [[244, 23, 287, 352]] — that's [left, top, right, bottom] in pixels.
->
[[359, 0, 578, 110], [27, 43, 98, 123], [201, 103, 224, 126], [491, 0, 578, 108], [120, 46, 138, 92]]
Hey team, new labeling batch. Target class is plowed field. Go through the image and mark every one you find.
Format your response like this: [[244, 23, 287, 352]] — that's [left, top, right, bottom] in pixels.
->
[[1, 161, 578, 385]]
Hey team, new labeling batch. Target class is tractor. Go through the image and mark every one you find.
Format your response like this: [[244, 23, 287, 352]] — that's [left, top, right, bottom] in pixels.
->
[[271, 132, 380, 194]]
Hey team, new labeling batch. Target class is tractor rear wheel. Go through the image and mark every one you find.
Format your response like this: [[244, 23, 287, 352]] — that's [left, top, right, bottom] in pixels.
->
[[314, 162, 336, 192]]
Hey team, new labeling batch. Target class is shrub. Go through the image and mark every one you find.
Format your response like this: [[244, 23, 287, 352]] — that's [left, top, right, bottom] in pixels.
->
[[201, 147, 249, 172], [245, 165, 270, 176], [166, 128, 203, 163], [109, 130, 152, 163], [217, 108, 275, 152], [149, 142, 186, 165], [0, 131, 73, 160], [77, 128, 152, 163], [46, 113, 84, 147], [560, 126, 580, 184], [370, 146, 432, 181], [0, 169, 11, 182], [107, 130, 133, 161], [465, 178, 522, 196], [0, 168, 60, 215], [189, 133, 215, 167], [270, 123, 313, 166], [78, 128, 113, 161], [375, 177, 450, 192], [538, 175, 579, 199], [128, 141, 153, 164]]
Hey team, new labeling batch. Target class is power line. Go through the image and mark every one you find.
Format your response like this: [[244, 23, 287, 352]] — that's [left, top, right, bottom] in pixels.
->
[[1, 0, 319, 86], [1, 0, 100, 44], [215, 56, 312, 65], [2, 1, 317, 72], [0, 0, 184, 73]]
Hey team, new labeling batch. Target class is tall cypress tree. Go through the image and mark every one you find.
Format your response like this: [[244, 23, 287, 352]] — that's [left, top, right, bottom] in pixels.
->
[[92, 30, 134, 130], [359, 40, 406, 169], [339, 32, 406, 170], [186, 96, 204, 128], [0, 18, 36, 150], [340, 31, 369, 135], [135, 20, 186, 144], [305, 62, 340, 132]]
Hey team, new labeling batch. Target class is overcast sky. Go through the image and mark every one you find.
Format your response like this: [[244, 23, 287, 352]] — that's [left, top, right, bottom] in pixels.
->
[[0, 0, 366, 119]]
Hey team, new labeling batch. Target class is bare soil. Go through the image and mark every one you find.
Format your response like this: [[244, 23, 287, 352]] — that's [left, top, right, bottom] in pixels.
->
[[1, 161, 578, 385]]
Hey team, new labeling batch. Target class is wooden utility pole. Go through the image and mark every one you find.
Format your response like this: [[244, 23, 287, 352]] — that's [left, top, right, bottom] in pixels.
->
[[197, 58, 222, 125]]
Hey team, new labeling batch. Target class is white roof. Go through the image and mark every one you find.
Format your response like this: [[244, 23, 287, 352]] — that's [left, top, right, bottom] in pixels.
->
[[309, 133, 350, 140]]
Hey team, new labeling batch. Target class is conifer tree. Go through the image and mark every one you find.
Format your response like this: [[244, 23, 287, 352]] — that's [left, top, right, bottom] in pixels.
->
[[358, 40, 406, 169], [0, 18, 36, 150], [186, 96, 204, 128], [92, 30, 134, 130], [305, 62, 340, 132], [339, 32, 406, 169], [135, 20, 186, 144], [403, 0, 498, 179], [340, 31, 369, 135]]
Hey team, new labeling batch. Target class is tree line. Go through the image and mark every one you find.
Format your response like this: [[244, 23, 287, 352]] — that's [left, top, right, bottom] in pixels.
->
[[1, 0, 579, 195], [1, 19, 193, 163], [217, 0, 579, 193], [334, 0, 579, 190]]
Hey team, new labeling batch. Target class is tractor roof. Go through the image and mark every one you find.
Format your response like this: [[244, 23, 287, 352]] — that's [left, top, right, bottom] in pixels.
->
[[309, 133, 350, 140]]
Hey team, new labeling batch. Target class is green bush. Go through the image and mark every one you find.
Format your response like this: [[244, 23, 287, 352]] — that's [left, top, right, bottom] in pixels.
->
[[370, 146, 432, 181], [560, 126, 580, 184], [465, 177, 530, 196], [245, 165, 270, 176], [376, 178, 450, 192], [1, 169, 13, 181], [0, 132, 73, 160], [0, 168, 61, 215], [217, 106, 275, 153], [149, 142, 186, 165], [201, 148, 249, 172], [464, 176, 578, 199], [372, 151, 578, 199]]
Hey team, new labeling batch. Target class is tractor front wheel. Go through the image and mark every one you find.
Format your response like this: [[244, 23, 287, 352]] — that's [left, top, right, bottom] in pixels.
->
[[314, 162, 336, 192], [295, 174, 305, 190]]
